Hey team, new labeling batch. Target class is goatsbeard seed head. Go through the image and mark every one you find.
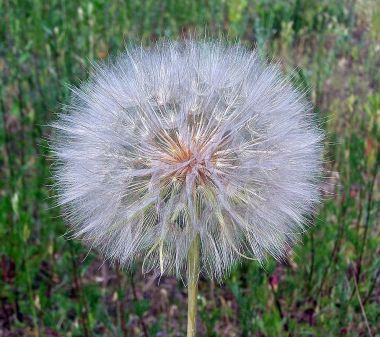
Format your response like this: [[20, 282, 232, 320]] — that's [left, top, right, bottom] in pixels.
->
[[51, 40, 324, 280]]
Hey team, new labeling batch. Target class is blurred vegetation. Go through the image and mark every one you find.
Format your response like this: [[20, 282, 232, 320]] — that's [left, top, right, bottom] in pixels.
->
[[0, 0, 379, 336]]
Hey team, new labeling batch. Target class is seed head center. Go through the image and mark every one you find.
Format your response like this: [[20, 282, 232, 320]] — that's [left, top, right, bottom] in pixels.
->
[[163, 137, 213, 183]]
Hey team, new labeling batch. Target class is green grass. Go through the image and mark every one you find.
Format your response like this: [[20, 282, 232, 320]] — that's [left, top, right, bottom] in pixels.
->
[[0, 0, 379, 336]]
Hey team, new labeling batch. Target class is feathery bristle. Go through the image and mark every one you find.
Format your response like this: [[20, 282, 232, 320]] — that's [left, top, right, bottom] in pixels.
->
[[51, 40, 324, 280]]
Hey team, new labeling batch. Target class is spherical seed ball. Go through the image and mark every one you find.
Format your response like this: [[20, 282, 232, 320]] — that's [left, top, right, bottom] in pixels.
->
[[51, 40, 323, 280]]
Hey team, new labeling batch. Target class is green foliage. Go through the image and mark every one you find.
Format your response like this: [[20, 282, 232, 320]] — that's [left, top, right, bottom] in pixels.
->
[[0, 0, 379, 336]]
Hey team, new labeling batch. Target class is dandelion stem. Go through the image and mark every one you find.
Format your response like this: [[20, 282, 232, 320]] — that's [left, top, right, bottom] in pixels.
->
[[187, 234, 200, 337]]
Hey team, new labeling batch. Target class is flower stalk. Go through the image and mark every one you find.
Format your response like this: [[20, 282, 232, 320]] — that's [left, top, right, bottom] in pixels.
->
[[187, 234, 200, 337]]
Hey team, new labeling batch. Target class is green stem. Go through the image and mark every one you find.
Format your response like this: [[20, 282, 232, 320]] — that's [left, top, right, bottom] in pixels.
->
[[187, 235, 200, 337]]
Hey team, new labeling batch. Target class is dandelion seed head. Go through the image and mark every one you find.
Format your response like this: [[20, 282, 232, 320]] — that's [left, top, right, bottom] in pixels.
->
[[51, 40, 323, 280]]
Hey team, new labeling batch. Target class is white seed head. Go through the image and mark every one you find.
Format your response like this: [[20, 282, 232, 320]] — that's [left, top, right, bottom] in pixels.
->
[[51, 40, 323, 280]]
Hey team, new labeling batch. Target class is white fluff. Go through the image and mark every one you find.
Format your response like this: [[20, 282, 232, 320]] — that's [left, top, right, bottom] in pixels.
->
[[51, 40, 323, 280]]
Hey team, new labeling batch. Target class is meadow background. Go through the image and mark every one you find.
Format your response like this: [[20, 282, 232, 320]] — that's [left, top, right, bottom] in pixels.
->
[[0, 0, 379, 336]]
